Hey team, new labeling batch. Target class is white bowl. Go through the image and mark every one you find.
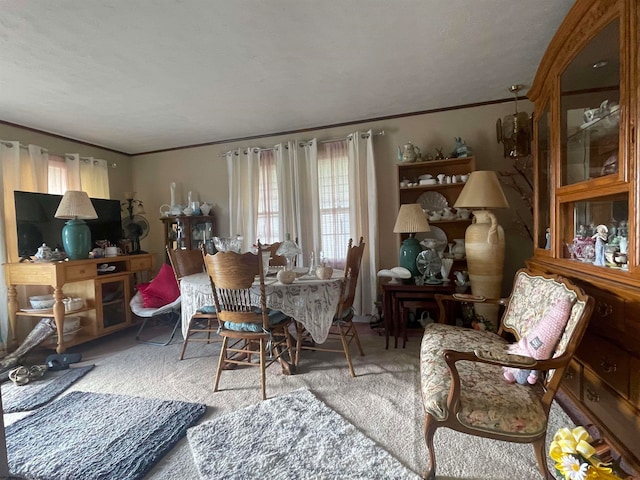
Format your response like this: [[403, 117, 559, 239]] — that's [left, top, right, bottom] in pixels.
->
[[29, 294, 55, 310], [63, 297, 85, 312]]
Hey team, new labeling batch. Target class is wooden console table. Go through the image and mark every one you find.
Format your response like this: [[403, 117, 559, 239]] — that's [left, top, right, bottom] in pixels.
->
[[4, 254, 153, 353], [382, 282, 455, 349]]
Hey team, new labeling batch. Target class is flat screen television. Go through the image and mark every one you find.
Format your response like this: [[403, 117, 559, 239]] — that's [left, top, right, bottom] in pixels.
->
[[15, 191, 123, 258]]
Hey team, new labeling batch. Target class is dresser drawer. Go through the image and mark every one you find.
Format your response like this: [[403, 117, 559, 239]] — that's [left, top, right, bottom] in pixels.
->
[[63, 263, 97, 282], [580, 285, 625, 340], [577, 332, 629, 398], [630, 355, 640, 410], [562, 359, 582, 400], [621, 301, 640, 355], [583, 368, 640, 462], [128, 256, 152, 272]]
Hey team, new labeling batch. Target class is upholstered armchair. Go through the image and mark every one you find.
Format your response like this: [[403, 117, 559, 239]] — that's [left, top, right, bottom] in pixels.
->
[[420, 268, 594, 479]]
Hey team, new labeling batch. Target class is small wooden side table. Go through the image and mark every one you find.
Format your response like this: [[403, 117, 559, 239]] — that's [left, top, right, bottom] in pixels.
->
[[382, 282, 456, 348]]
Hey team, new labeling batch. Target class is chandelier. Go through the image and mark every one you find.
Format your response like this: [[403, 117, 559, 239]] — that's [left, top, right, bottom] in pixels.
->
[[496, 84, 532, 158]]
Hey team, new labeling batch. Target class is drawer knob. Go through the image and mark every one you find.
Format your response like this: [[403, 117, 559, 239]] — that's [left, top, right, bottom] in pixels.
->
[[600, 359, 617, 373], [585, 388, 600, 402], [597, 302, 612, 317]]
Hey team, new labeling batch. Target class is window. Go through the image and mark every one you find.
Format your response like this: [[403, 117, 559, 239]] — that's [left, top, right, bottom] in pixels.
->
[[256, 149, 280, 244], [317, 140, 350, 266], [47, 155, 69, 194]]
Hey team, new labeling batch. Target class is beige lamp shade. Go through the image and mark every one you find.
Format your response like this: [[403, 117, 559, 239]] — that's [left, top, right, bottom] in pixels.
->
[[453, 171, 509, 209], [393, 203, 430, 234], [54, 190, 98, 219]]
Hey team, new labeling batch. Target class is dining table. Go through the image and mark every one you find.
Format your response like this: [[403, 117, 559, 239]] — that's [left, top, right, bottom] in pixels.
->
[[179, 269, 345, 343]]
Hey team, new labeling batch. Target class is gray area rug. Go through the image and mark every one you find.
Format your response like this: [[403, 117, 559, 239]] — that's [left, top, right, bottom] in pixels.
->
[[1, 364, 94, 413], [6, 390, 207, 480], [187, 388, 420, 479], [5, 329, 579, 479]]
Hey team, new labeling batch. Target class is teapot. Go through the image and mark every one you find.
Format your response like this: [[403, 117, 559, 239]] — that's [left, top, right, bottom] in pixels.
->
[[398, 142, 421, 163], [35, 243, 53, 261]]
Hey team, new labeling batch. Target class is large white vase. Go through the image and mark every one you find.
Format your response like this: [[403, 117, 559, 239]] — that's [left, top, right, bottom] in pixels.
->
[[465, 210, 505, 330]]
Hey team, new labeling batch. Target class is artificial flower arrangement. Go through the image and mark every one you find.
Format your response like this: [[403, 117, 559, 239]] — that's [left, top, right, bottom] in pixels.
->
[[550, 427, 623, 480]]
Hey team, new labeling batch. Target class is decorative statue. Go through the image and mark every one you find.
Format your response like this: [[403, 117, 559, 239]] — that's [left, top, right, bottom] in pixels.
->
[[451, 137, 472, 158], [592, 224, 608, 267]]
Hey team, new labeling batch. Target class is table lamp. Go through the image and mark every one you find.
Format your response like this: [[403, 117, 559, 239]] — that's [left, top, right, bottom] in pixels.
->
[[454, 171, 509, 329], [54, 190, 98, 260], [393, 203, 430, 278]]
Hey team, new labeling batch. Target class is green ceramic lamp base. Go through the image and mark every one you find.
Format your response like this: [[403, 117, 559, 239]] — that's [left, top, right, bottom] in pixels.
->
[[61, 218, 92, 260], [399, 236, 421, 279]]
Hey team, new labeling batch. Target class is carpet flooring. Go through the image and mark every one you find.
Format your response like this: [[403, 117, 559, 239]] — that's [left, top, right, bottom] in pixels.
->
[[188, 388, 420, 479], [6, 390, 206, 480], [1, 364, 94, 413], [5, 325, 578, 479]]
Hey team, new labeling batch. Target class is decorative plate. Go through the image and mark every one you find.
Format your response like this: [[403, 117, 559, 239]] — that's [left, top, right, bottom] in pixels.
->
[[417, 191, 448, 213]]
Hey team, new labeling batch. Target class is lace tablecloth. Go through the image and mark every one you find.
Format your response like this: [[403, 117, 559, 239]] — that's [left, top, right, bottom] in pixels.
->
[[180, 271, 344, 343]]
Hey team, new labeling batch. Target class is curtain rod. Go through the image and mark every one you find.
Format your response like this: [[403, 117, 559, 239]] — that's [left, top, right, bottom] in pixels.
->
[[0, 140, 118, 168], [216, 130, 385, 158]]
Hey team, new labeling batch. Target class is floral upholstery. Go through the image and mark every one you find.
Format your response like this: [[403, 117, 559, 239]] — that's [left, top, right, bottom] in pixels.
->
[[420, 271, 589, 438], [501, 271, 587, 382], [420, 324, 548, 437]]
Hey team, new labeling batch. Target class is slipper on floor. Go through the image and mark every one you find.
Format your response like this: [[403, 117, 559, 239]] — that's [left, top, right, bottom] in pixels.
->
[[46, 353, 82, 371]]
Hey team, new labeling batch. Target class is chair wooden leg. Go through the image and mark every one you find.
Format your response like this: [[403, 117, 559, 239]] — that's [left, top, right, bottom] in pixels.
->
[[283, 326, 296, 368], [213, 337, 228, 392], [351, 322, 365, 356], [294, 321, 303, 367], [423, 414, 437, 480], [339, 324, 356, 377], [259, 338, 266, 400], [179, 320, 192, 360], [533, 436, 552, 479]]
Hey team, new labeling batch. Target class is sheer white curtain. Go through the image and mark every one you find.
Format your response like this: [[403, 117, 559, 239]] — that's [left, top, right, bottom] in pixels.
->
[[227, 148, 260, 252], [0, 142, 50, 349], [301, 139, 322, 259], [62, 154, 109, 198], [274, 141, 306, 250], [347, 130, 378, 316]]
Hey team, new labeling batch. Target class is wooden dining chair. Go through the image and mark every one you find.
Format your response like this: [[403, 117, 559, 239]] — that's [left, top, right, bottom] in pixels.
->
[[264, 238, 299, 267], [295, 237, 366, 377], [166, 246, 219, 360], [202, 244, 295, 400]]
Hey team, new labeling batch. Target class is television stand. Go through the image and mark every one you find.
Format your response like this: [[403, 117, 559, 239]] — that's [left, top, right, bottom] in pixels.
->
[[4, 254, 153, 353]]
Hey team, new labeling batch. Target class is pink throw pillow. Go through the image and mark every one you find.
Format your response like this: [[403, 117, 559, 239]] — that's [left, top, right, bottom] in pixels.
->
[[138, 263, 180, 308], [503, 295, 573, 384]]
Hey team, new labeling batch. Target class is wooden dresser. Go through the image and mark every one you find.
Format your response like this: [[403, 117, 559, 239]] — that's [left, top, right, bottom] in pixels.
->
[[4, 254, 153, 353], [526, 0, 639, 472]]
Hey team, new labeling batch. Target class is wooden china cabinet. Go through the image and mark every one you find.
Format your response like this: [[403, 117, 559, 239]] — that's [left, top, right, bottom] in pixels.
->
[[527, 0, 639, 473]]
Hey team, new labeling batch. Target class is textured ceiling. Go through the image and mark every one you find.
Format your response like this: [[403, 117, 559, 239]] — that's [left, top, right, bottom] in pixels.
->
[[0, 0, 575, 154]]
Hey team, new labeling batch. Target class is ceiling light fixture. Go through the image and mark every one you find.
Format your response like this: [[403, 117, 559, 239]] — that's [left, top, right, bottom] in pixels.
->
[[496, 84, 532, 159], [592, 60, 608, 69]]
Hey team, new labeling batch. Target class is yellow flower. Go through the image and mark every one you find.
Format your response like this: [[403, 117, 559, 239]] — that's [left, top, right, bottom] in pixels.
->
[[550, 427, 596, 462], [559, 455, 588, 480]]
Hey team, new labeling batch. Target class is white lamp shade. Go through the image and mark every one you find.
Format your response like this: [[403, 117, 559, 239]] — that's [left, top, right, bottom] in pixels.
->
[[453, 171, 509, 209], [54, 191, 98, 220]]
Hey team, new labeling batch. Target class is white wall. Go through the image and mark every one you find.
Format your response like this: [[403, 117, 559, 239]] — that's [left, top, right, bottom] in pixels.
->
[[2, 100, 534, 295], [132, 101, 534, 296]]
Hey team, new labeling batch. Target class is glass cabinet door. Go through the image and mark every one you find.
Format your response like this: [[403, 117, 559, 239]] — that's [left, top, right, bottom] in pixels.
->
[[560, 193, 628, 269], [536, 106, 551, 250], [560, 19, 620, 186]]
